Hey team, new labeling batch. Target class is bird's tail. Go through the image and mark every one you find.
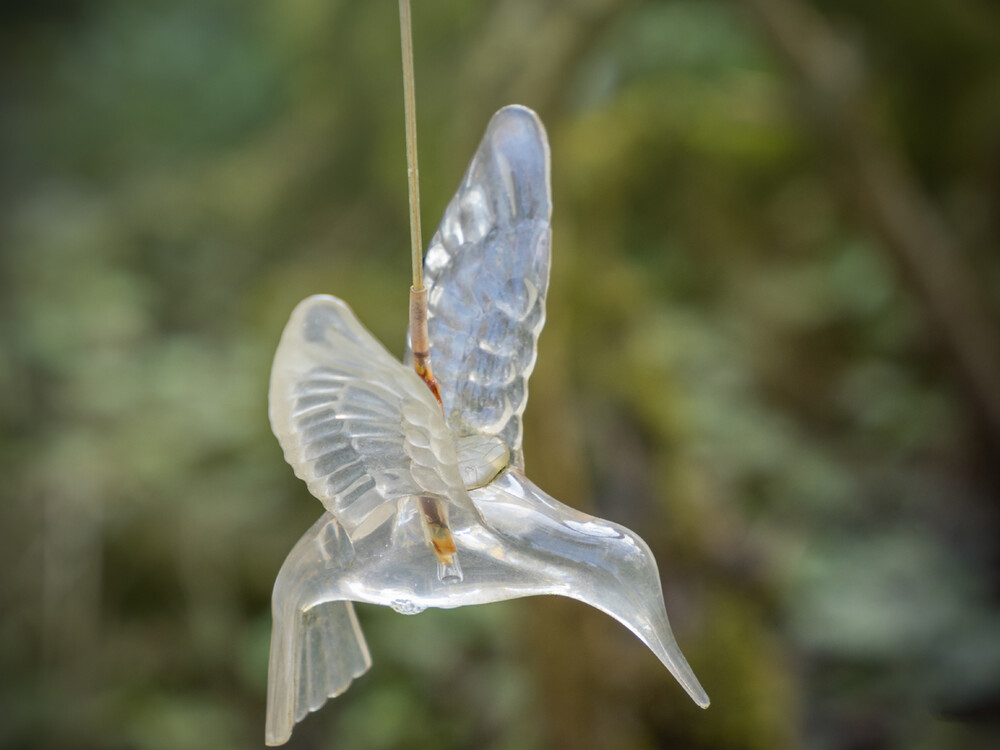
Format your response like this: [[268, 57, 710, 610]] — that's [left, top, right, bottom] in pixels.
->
[[265, 599, 371, 746]]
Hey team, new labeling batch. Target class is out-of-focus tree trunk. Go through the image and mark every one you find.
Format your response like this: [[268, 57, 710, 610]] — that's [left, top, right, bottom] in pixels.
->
[[735, 0, 1000, 448]]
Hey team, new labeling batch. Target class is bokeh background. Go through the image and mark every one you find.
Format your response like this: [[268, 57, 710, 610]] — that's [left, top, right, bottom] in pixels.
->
[[3, 1, 1000, 748]]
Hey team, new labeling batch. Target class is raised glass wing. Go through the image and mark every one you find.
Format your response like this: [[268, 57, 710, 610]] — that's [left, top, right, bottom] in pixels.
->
[[414, 105, 552, 468], [269, 294, 476, 534]]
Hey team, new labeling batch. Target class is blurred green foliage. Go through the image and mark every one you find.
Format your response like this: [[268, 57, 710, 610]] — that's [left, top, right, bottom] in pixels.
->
[[2, 1, 999, 749]]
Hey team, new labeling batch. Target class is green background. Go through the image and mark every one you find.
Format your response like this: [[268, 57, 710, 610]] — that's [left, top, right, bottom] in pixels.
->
[[3, 1, 1000, 748]]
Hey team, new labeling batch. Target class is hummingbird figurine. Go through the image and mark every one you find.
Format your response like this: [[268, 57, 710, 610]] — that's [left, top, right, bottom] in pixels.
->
[[265, 105, 709, 746]]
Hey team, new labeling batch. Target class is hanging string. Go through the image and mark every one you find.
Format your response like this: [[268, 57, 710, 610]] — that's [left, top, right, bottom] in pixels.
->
[[399, 0, 442, 405], [399, 0, 424, 293]]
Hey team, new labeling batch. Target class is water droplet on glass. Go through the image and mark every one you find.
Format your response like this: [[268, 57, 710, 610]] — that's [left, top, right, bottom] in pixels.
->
[[390, 599, 426, 615]]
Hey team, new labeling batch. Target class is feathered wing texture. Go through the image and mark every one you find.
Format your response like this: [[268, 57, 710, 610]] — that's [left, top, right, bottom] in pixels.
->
[[269, 295, 476, 534], [266, 514, 372, 746], [416, 105, 552, 468]]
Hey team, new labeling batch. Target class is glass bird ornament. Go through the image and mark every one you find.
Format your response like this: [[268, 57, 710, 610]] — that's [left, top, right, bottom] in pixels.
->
[[265, 105, 709, 745]]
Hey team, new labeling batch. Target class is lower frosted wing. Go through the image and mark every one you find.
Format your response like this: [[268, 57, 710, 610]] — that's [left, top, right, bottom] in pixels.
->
[[269, 294, 474, 532]]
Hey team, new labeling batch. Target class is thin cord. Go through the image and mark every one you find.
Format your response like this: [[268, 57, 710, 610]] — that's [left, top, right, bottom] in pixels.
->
[[399, 0, 423, 292], [399, 1, 452, 571]]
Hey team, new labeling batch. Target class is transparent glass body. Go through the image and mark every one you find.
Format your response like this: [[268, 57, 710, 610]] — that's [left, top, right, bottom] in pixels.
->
[[265, 106, 708, 746]]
